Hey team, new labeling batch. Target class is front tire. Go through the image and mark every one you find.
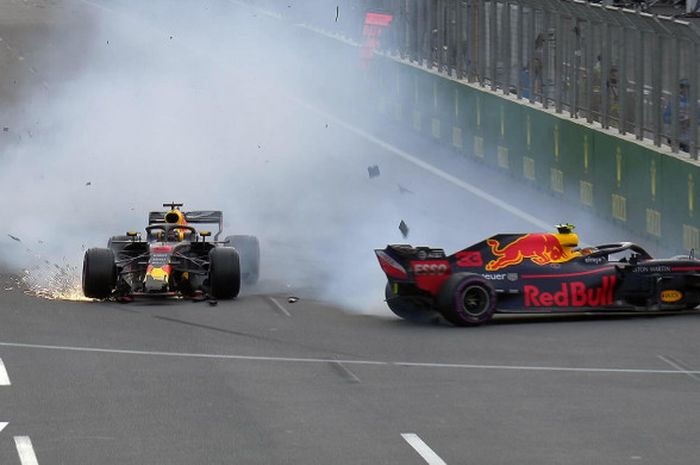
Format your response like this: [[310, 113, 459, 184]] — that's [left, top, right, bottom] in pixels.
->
[[225, 235, 260, 285], [208, 247, 241, 299], [384, 283, 440, 323], [437, 273, 496, 326], [82, 248, 116, 299]]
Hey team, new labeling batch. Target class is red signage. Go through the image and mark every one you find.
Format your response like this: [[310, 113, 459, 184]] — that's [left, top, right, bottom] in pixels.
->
[[361, 12, 393, 65]]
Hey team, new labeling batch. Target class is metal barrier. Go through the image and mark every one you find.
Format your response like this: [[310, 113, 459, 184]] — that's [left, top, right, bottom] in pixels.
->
[[246, 0, 700, 158], [385, 0, 700, 159]]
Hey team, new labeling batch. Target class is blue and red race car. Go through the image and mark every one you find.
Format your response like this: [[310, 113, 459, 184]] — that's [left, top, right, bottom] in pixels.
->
[[375, 225, 700, 326]]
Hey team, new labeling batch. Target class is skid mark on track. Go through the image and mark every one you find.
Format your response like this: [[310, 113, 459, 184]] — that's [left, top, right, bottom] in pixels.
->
[[329, 360, 361, 384], [267, 297, 291, 317], [150, 315, 360, 357], [658, 355, 700, 383]]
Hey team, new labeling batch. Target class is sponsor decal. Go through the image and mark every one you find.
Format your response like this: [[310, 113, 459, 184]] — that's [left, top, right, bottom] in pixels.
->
[[632, 265, 671, 273], [507, 273, 519, 282], [524, 275, 616, 307], [584, 256, 607, 265], [455, 251, 483, 267], [481, 273, 506, 280], [660, 290, 683, 303], [486, 234, 579, 271], [417, 250, 444, 260], [413, 261, 449, 276], [412, 260, 451, 294]]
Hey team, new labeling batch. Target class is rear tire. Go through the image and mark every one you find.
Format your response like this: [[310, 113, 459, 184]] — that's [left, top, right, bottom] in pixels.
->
[[385, 283, 440, 324], [225, 235, 260, 285], [437, 273, 496, 326], [209, 247, 241, 299], [82, 248, 116, 299]]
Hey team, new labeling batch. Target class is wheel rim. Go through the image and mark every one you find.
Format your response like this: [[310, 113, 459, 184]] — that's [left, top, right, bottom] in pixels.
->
[[461, 285, 490, 317]]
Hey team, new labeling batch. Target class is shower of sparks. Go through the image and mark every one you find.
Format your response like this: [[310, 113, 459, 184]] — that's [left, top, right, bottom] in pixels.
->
[[21, 264, 93, 302]]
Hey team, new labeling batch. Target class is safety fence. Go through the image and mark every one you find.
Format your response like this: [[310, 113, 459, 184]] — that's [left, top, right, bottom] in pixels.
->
[[253, 0, 700, 158], [386, 0, 700, 158]]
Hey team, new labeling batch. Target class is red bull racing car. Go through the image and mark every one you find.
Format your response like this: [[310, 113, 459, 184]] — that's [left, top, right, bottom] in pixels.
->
[[82, 203, 260, 300], [375, 225, 700, 326]]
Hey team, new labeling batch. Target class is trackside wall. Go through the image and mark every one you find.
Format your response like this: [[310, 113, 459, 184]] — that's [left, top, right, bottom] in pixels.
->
[[374, 58, 700, 254]]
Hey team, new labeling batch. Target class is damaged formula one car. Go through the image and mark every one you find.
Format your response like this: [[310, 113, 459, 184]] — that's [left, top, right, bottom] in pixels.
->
[[82, 203, 260, 300], [375, 224, 700, 326]]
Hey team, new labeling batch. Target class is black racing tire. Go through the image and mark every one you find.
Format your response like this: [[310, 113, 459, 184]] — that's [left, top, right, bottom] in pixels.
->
[[225, 235, 260, 285], [208, 247, 241, 299], [82, 248, 116, 299], [437, 273, 497, 326], [384, 283, 440, 324]]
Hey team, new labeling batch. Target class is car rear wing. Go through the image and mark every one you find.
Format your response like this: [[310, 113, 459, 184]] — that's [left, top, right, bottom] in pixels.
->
[[148, 210, 224, 240], [375, 245, 446, 281]]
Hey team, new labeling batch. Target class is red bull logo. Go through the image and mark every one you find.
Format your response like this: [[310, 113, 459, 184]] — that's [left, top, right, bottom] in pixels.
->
[[486, 233, 580, 271], [524, 276, 616, 307]]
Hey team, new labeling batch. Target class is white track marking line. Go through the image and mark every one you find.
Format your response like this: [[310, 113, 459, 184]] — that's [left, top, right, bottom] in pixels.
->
[[268, 297, 291, 317], [14, 436, 39, 465], [0, 422, 7, 432], [401, 433, 448, 465], [2, 341, 700, 375], [290, 97, 551, 230], [0, 357, 11, 385], [657, 355, 700, 382]]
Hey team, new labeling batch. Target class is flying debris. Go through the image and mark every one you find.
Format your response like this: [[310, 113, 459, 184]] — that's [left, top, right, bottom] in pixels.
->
[[367, 165, 380, 179], [398, 184, 414, 194], [85, 181, 91, 186], [7, 234, 21, 242], [398, 220, 409, 238], [335, 6, 339, 22], [287, 296, 300, 303]]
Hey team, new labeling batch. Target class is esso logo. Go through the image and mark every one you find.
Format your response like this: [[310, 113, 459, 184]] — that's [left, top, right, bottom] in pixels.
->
[[413, 262, 449, 276]]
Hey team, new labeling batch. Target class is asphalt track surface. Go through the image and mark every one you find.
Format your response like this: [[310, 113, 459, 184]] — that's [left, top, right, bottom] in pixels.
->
[[1, 2, 700, 464]]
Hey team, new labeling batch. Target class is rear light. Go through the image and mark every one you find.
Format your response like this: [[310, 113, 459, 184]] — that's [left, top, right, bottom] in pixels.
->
[[375, 250, 408, 279]]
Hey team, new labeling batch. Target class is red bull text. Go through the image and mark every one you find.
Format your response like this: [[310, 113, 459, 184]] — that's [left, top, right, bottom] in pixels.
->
[[524, 276, 616, 307]]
